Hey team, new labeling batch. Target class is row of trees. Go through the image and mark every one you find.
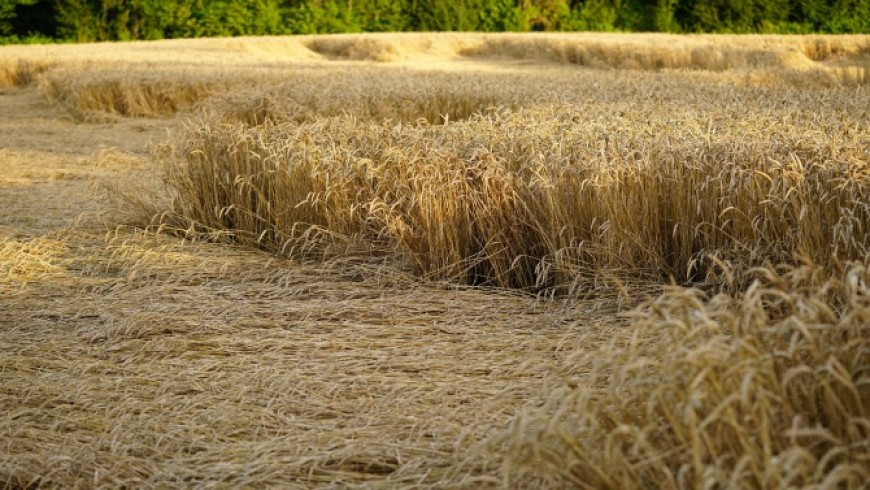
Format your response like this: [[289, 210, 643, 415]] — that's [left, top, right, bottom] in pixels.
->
[[2, 0, 868, 42]]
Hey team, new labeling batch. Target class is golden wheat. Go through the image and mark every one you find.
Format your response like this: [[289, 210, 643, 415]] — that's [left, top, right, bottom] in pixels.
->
[[3, 33, 869, 488], [2, 32, 868, 119], [144, 68, 869, 291], [491, 260, 869, 488]]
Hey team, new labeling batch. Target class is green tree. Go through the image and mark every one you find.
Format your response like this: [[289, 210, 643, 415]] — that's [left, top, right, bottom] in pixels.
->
[[518, 0, 572, 31], [406, 0, 463, 30], [476, 0, 523, 31], [54, 0, 99, 41], [797, 0, 870, 33], [681, 0, 792, 32], [653, 0, 679, 31], [13, 0, 870, 41], [354, 0, 410, 31], [564, 0, 619, 30], [54, 0, 286, 41], [191, 0, 283, 36], [284, 1, 359, 34], [1, 0, 37, 35]]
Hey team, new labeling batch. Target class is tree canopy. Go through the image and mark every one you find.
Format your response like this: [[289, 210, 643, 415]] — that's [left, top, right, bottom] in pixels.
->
[[2, 0, 867, 43]]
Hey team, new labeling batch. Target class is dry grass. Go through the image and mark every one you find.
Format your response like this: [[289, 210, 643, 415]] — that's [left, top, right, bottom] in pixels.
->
[[1, 32, 868, 119], [144, 71, 869, 292], [1, 226, 615, 488], [1, 33, 869, 488], [1, 109, 620, 487], [37, 67, 239, 121], [493, 260, 869, 488], [0, 59, 52, 87], [203, 68, 535, 126]]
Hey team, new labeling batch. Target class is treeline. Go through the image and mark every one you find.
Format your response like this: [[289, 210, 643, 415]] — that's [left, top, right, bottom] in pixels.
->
[[2, 0, 868, 43]]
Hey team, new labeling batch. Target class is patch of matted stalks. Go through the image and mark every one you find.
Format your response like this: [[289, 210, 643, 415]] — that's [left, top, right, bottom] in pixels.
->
[[302, 34, 468, 63], [0, 226, 612, 488], [37, 65, 289, 120], [204, 68, 567, 126], [143, 80, 869, 291], [252, 33, 870, 86], [459, 33, 870, 86], [5, 33, 866, 121], [0, 58, 53, 87], [0, 237, 70, 284], [492, 261, 870, 488]]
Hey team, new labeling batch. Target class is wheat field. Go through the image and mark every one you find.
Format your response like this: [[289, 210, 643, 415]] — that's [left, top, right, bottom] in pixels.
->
[[1, 33, 868, 488]]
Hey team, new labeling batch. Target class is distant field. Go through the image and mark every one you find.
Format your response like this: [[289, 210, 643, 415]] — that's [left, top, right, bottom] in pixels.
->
[[1, 33, 868, 488]]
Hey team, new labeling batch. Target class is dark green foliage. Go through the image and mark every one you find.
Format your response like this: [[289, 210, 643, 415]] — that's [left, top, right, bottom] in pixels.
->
[[0, 0, 36, 35], [0, 0, 864, 42], [190, 0, 284, 37], [404, 0, 522, 31], [0, 33, 55, 43], [681, 0, 793, 32], [653, 0, 680, 32], [797, 0, 870, 33], [0, 0, 16, 35], [4, 0, 56, 37], [284, 1, 362, 34]]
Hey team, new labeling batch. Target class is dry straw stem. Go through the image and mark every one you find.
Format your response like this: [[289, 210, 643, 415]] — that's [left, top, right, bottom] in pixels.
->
[[201, 68, 544, 126], [493, 261, 870, 489], [3, 33, 870, 488], [1, 33, 868, 118], [0, 58, 52, 87], [0, 225, 617, 488], [36, 66, 246, 121], [148, 68, 869, 292]]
